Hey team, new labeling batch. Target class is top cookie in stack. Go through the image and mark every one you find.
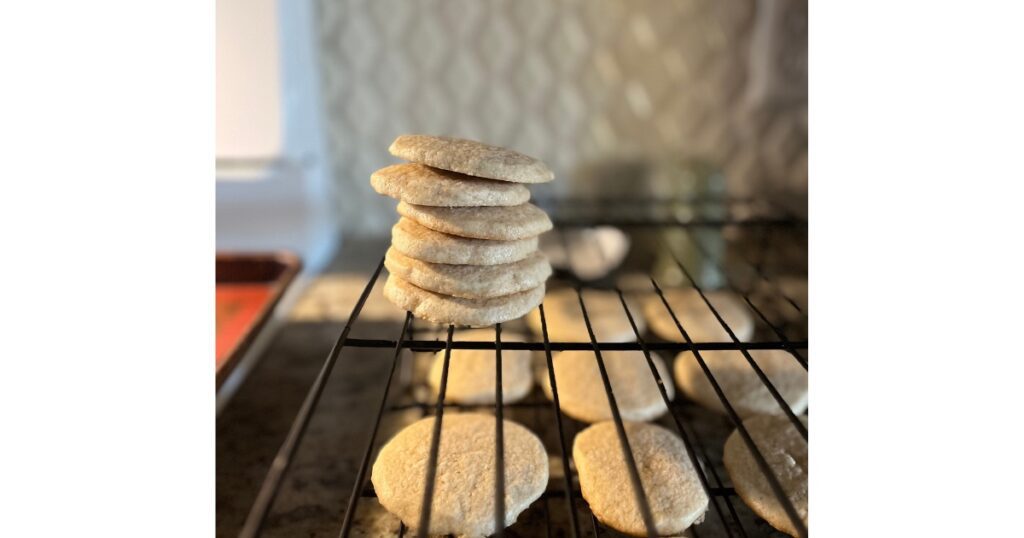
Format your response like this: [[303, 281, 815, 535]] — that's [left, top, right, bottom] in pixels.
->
[[373, 135, 554, 327]]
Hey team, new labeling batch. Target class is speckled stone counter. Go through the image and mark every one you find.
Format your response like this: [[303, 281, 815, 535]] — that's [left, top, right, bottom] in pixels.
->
[[216, 236, 801, 537], [217, 239, 401, 537]]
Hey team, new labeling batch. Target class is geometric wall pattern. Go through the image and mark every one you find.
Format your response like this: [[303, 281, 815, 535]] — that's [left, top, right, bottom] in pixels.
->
[[315, 0, 807, 236]]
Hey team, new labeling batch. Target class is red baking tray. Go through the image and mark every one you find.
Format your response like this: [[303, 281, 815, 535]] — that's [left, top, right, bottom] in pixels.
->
[[216, 252, 301, 389]]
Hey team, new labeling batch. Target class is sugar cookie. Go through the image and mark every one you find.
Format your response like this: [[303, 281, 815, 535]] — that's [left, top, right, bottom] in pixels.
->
[[574, 421, 708, 536], [371, 413, 548, 537]]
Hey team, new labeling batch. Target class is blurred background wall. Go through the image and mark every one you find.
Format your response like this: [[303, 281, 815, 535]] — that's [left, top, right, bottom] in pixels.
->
[[217, 0, 339, 270], [216, 0, 807, 264], [315, 0, 807, 236]]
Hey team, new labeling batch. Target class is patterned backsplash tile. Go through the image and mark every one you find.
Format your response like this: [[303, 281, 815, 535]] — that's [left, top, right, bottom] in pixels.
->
[[315, 0, 807, 235]]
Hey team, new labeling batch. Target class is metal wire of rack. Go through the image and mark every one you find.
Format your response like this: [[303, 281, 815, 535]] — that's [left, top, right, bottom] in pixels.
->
[[235, 198, 808, 538]]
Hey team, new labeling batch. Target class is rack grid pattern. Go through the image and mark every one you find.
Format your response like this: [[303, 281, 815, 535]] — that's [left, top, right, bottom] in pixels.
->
[[236, 199, 808, 538]]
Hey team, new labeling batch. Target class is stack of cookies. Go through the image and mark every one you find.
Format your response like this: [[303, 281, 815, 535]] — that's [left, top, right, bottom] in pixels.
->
[[372, 135, 554, 326]]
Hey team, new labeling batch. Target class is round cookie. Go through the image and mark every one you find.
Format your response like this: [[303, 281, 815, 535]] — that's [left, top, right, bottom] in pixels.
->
[[540, 350, 673, 423], [391, 217, 538, 266], [674, 349, 808, 418], [427, 329, 533, 404], [371, 163, 531, 207], [389, 134, 554, 184], [383, 274, 544, 327], [644, 288, 754, 342], [540, 226, 630, 281], [385, 247, 551, 300], [371, 413, 549, 537], [397, 201, 553, 241], [527, 288, 645, 343], [573, 421, 709, 536], [723, 414, 808, 537]]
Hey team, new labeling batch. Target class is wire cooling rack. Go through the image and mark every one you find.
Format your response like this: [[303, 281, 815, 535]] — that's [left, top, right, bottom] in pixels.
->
[[235, 198, 808, 538]]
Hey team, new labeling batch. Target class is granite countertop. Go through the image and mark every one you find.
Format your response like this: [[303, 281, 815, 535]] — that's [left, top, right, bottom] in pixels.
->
[[216, 235, 801, 537], [217, 239, 402, 537]]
